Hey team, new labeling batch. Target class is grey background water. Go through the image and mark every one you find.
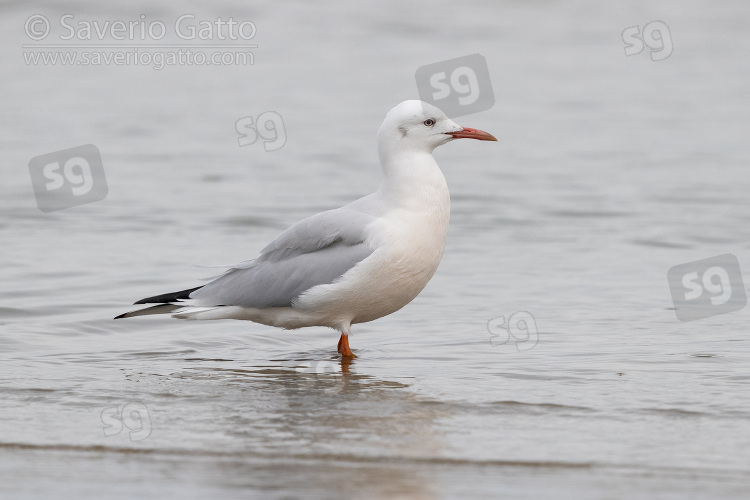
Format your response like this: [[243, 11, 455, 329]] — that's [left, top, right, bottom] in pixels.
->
[[2, 1, 750, 498]]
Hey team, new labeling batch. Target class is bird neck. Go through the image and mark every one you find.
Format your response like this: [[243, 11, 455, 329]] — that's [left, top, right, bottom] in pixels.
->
[[377, 147, 450, 212]]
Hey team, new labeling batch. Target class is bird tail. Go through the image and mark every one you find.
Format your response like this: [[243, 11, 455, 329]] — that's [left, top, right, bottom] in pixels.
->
[[171, 306, 227, 320]]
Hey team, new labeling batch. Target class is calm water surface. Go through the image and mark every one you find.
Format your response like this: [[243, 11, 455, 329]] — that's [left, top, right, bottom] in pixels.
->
[[2, 1, 750, 498]]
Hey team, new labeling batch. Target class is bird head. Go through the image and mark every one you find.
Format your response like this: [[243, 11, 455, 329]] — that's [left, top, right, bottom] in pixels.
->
[[378, 100, 497, 153]]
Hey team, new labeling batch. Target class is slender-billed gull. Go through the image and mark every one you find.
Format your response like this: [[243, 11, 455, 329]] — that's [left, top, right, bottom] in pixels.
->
[[116, 100, 497, 358]]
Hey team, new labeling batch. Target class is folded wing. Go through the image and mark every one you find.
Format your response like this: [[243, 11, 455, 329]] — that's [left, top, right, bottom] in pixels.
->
[[188, 208, 376, 309]]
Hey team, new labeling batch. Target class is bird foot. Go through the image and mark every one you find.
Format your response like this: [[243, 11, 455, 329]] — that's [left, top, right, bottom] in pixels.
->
[[337, 333, 356, 358]]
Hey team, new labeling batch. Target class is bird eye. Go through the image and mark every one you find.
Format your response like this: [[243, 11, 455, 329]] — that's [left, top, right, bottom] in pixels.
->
[[423, 119, 435, 127]]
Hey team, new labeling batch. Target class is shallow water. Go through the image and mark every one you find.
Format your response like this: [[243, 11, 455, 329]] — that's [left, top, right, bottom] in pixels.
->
[[2, 1, 750, 498]]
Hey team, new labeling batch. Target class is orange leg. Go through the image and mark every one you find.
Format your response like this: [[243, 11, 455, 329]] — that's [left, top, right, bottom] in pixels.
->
[[337, 333, 356, 358]]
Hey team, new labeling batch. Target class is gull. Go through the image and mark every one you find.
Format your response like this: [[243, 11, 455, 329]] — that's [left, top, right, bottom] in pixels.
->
[[116, 100, 497, 358]]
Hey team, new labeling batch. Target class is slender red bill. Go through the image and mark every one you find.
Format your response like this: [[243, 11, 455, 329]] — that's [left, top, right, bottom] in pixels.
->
[[448, 127, 497, 141]]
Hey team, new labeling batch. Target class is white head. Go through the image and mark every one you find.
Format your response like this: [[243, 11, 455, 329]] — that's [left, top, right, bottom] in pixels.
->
[[377, 100, 497, 155]]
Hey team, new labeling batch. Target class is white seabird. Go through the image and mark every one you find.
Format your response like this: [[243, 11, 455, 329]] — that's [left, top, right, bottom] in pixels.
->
[[116, 100, 497, 358]]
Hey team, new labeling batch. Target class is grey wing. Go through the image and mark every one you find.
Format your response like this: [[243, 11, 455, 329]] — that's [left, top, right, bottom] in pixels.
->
[[189, 208, 376, 308]]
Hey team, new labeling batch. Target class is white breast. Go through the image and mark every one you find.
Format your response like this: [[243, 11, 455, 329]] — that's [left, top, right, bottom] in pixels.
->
[[295, 168, 451, 328]]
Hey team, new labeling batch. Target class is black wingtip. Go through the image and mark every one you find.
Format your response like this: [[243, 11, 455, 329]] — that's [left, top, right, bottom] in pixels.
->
[[133, 286, 202, 305]]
